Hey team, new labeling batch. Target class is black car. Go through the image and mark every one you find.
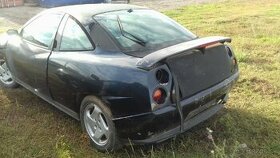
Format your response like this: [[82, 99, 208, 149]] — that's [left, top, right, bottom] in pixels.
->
[[0, 4, 239, 151]]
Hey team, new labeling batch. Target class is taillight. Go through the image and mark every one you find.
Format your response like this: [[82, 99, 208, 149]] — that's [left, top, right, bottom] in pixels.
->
[[152, 88, 167, 104], [232, 57, 237, 66], [155, 69, 169, 84], [225, 45, 237, 71], [151, 67, 171, 110]]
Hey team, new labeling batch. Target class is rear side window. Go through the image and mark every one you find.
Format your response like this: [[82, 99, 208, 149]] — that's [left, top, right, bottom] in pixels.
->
[[22, 13, 63, 48], [60, 18, 93, 51]]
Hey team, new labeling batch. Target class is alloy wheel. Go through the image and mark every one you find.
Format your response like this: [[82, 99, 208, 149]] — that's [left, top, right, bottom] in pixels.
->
[[0, 58, 14, 85], [84, 103, 110, 146]]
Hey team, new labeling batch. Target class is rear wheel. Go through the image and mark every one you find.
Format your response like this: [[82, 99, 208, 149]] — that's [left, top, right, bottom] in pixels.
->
[[0, 57, 18, 88], [80, 96, 122, 152]]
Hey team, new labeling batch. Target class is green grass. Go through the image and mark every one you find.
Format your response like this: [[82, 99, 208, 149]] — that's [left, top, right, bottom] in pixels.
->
[[0, 0, 280, 157]]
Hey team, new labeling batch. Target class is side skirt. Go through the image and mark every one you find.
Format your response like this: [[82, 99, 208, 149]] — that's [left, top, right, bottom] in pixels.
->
[[14, 78, 80, 120]]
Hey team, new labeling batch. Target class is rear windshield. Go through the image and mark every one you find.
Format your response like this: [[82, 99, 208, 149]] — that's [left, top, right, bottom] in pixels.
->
[[94, 9, 197, 57]]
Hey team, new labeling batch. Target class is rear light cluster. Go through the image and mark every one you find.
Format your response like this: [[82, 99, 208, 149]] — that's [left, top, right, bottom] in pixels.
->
[[232, 57, 237, 66], [155, 69, 169, 84], [226, 45, 238, 70], [152, 69, 170, 104], [226, 46, 233, 57]]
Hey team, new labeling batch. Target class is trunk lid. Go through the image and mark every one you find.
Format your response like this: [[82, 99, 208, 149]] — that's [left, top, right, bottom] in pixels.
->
[[137, 36, 234, 100], [166, 44, 233, 99], [136, 36, 231, 69]]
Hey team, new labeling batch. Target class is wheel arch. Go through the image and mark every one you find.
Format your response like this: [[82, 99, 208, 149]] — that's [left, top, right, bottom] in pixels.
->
[[77, 94, 112, 120]]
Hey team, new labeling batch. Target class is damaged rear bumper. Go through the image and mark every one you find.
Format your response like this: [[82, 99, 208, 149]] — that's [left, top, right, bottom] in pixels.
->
[[113, 72, 239, 144]]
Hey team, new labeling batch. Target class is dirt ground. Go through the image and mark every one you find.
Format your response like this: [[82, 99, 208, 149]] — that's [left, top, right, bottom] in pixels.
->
[[0, 0, 220, 27]]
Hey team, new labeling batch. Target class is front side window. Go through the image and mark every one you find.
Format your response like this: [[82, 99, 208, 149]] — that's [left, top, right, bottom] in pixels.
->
[[22, 13, 63, 48], [94, 9, 197, 57], [60, 18, 93, 51]]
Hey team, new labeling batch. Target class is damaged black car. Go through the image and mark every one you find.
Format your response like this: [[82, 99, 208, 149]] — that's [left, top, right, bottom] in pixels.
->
[[0, 4, 239, 151]]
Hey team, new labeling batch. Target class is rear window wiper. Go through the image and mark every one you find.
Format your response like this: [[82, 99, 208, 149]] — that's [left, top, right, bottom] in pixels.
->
[[116, 15, 146, 47], [26, 35, 48, 47]]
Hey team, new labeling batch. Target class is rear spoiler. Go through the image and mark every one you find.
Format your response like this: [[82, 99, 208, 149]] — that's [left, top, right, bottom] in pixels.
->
[[136, 36, 231, 70]]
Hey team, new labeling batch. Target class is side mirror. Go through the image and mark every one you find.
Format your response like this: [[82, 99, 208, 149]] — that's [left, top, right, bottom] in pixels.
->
[[7, 29, 18, 35]]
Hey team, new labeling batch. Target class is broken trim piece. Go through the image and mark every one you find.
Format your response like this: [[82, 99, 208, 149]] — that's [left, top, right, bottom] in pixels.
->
[[172, 73, 184, 132]]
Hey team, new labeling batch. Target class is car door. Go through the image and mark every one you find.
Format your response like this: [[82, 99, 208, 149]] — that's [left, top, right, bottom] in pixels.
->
[[48, 16, 94, 111], [6, 13, 64, 96]]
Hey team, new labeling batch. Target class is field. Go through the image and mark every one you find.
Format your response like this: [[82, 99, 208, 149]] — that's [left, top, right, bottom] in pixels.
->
[[0, 0, 279, 157]]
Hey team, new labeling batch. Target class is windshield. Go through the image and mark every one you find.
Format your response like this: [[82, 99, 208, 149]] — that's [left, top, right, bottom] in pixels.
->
[[94, 9, 197, 57]]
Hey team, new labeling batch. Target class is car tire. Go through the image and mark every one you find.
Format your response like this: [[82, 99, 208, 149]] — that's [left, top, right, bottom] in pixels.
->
[[0, 57, 18, 88], [80, 96, 122, 152]]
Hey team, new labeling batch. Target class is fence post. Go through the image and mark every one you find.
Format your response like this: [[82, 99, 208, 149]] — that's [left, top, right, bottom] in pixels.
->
[[127, 0, 130, 4]]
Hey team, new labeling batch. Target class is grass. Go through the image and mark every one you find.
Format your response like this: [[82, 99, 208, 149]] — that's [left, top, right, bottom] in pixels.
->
[[0, 0, 280, 157]]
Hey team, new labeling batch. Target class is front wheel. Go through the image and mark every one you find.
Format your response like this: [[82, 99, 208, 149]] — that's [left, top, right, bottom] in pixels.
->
[[80, 96, 122, 152], [0, 57, 18, 88]]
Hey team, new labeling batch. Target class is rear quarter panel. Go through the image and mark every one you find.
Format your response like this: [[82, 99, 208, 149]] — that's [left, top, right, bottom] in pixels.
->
[[47, 48, 151, 118]]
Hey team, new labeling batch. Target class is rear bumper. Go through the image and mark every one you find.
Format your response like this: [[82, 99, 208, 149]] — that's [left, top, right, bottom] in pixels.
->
[[133, 103, 224, 144], [113, 72, 239, 144]]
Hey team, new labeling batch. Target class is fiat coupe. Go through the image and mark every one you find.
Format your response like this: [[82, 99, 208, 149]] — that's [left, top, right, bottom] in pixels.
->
[[0, 4, 239, 151]]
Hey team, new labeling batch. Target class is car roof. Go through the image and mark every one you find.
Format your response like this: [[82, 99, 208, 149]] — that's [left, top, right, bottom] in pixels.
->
[[43, 4, 147, 25]]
